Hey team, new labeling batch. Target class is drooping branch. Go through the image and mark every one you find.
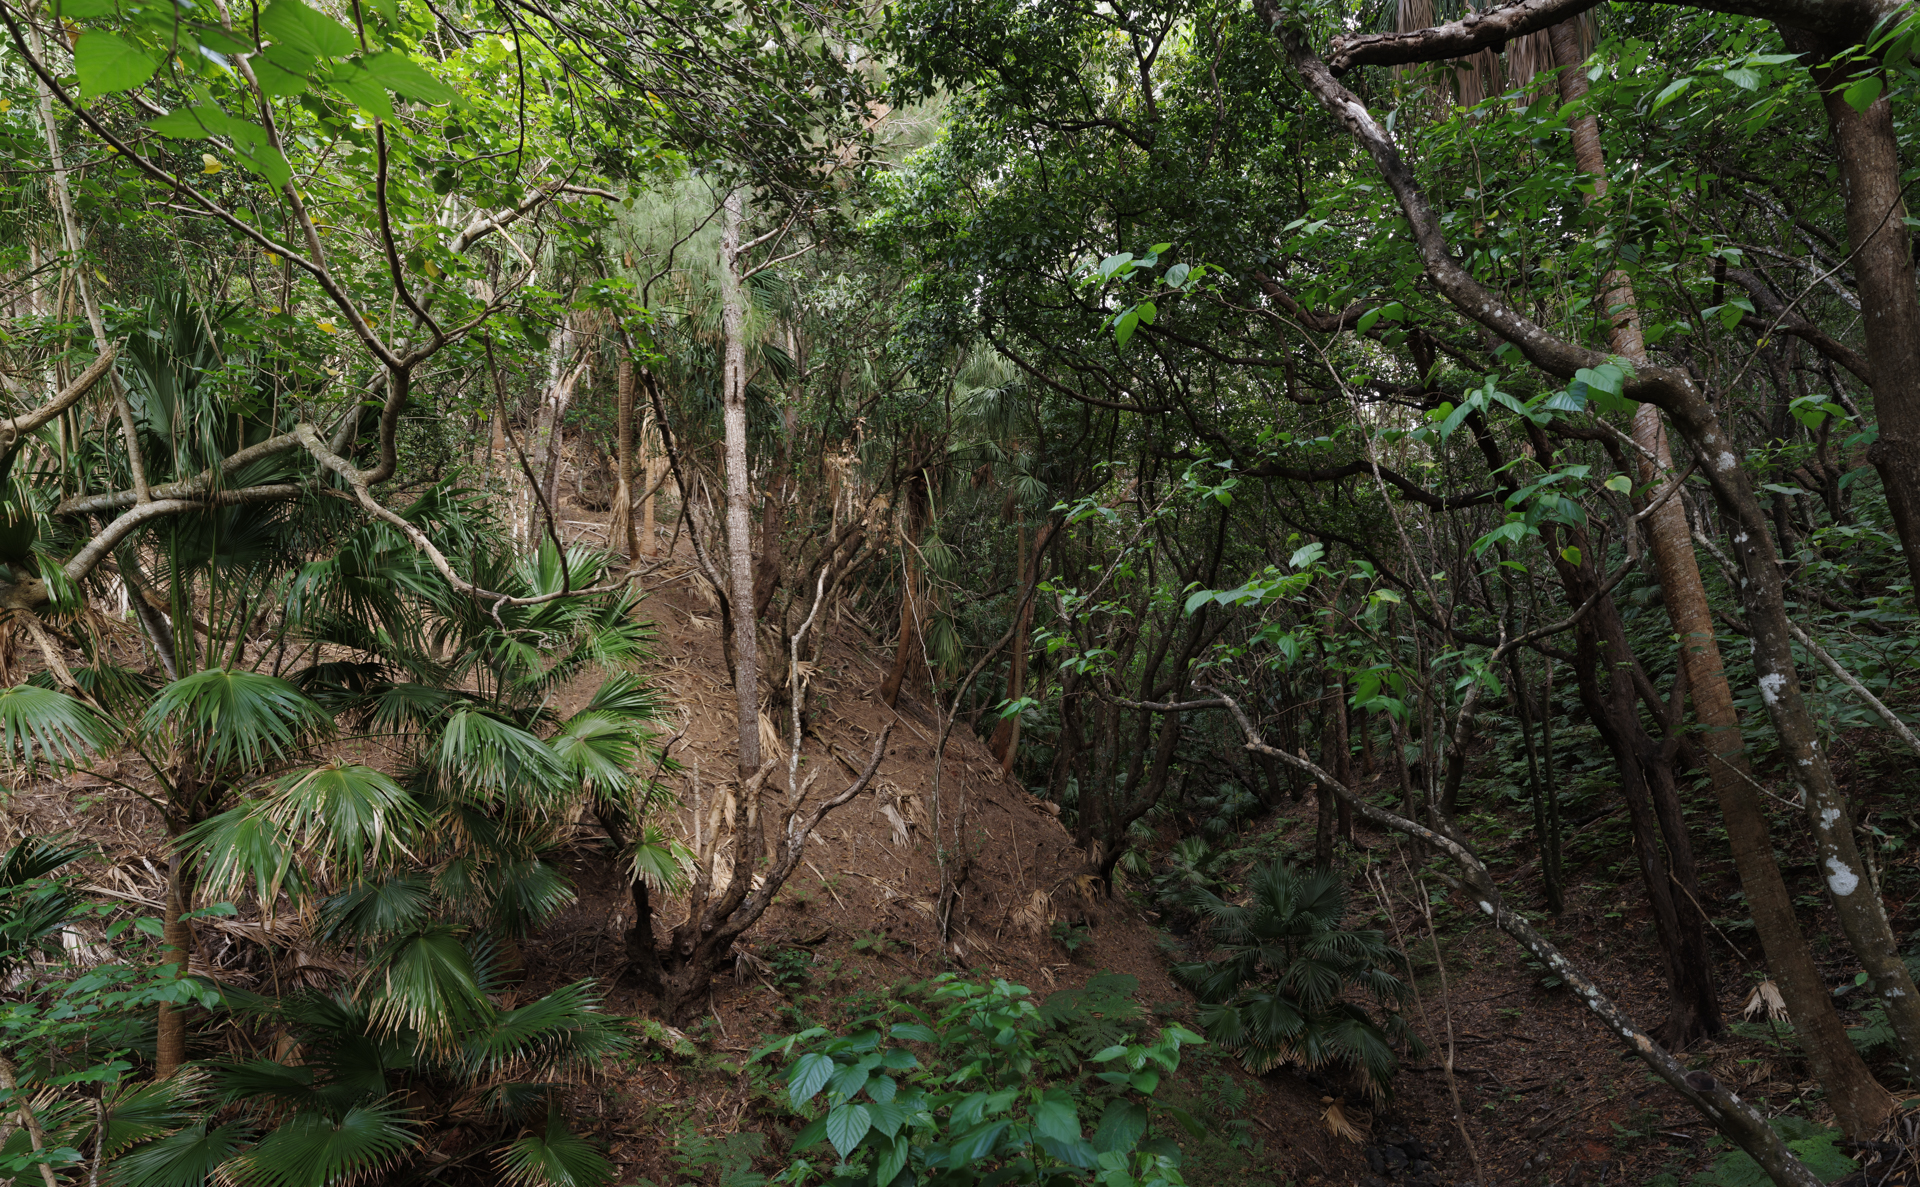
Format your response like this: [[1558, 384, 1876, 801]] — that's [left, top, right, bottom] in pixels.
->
[[1198, 682, 1824, 1187]]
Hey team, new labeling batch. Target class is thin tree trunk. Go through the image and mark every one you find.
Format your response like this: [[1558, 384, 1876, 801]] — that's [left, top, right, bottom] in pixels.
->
[[990, 521, 1051, 771], [719, 190, 761, 781], [1552, 22, 1901, 1113], [1800, 46, 1920, 602], [612, 344, 637, 558], [155, 852, 196, 1078]]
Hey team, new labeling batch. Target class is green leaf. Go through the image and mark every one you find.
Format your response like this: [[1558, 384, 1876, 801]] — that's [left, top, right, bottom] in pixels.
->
[[888, 1023, 935, 1043], [827, 1062, 870, 1102], [232, 1104, 416, 1187], [1723, 66, 1761, 90], [326, 64, 394, 117], [1719, 295, 1755, 330], [0, 685, 115, 768], [788, 1053, 834, 1107], [496, 1110, 613, 1187], [1113, 309, 1140, 351], [825, 1102, 872, 1159], [1135, 300, 1156, 326], [1163, 262, 1190, 289], [73, 32, 158, 95], [237, 143, 293, 189], [1604, 475, 1632, 493], [51, 0, 116, 14], [255, 43, 316, 95], [1287, 542, 1324, 571], [875, 1132, 909, 1187], [1097, 252, 1134, 280], [1651, 77, 1695, 112], [1560, 546, 1582, 565], [260, 0, 359, 58], [1356, 308, 1382, 334], [1843, 74, 1885, 113], [359, 51, 460, 104], [1093, 1101, 1148, 1155], [1034, 1094, 1081, 1144], [1573, 364, 1625, 396]]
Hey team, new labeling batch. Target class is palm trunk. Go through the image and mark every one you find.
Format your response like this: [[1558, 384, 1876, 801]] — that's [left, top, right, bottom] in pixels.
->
[[155, 852, 196, 1078]]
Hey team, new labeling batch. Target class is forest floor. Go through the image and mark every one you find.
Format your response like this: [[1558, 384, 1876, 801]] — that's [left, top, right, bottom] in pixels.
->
[[5, 481, 1916, 1187]]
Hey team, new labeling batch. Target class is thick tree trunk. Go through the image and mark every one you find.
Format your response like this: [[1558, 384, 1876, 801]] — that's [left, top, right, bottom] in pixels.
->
[[611, 345, 638, 559]]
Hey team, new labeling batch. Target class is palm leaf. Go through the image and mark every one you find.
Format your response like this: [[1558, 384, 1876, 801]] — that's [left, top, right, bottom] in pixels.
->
[[458, 980, 624, 1076], [99, 1073, 206, 1160], [362, 926, 490, 1049], [629, 827, 692, 895], [142, 669, 330, 776], [431, 709, 568, 811], [0, 684, 116, 769], [109, 1121, 253, 1187], [320, 876, 434, 942], [496, 1108, 614, 1187], [229, 1103, 416, 1187]]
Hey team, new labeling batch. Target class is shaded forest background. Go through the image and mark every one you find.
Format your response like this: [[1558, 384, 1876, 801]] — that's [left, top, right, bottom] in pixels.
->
[[4, 0, 1920, 1183]]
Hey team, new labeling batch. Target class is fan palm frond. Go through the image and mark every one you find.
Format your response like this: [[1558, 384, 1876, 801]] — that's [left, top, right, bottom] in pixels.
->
[[0, 684, 117, 769], [320, 876, 434, 943], [142, 669, 330, 777], [362, 926, 490, 1048], [109, 1121, 254, 1187], [496, 1108, 614, 1187], [228, 1103, 415, 1187]]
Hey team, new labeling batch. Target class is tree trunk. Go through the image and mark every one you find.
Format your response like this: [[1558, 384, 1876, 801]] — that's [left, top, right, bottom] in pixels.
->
[[1803, 48, 1920, 602], [155, 852, 197, 1078], [989, 521, 1050, 771], [719, 190, 761, 781], [1549, 18, 1892, 1123], [611, 345, 637, 558]]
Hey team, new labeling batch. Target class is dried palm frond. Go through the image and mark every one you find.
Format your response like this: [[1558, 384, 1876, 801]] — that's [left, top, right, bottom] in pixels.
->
[[1743, 980, 1789, 1023], [1013, 890, 1054, 936], [1321, 1097, 1366, 1143]]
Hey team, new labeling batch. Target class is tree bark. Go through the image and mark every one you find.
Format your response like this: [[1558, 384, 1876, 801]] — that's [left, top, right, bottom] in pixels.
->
[[1799, 45, 1920, 603], [989, 521, 1052, 771], [719, 190, 761, 781], [612, 344, 638, 559], [155, 852, 196, 1078], [1551, 19, 1891, 1124]]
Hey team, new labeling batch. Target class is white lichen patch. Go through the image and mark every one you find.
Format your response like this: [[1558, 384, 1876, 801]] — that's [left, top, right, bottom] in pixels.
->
[[1820, 807, 1841, 830], [1718, 451, 1738, 472], [1758, 672, 1786, 705], [1478, 900, 1493, 915], [1826, 856, 1859, 897]]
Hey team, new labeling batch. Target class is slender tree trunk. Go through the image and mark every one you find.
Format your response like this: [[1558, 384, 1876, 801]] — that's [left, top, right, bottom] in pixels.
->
[[612, 345, 637, 558], [1550, 22, 1890, 1123], [990, 521, 1051, 771], [155, 851, 196, 1078], [1800, 47, 1920, 602], [719, 190, 761, 781]]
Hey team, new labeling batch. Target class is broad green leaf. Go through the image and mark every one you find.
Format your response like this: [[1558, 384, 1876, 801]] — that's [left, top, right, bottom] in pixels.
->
[[788, 1053, 834, 1107], [1356, 307, 1382, 334], [1843, 74, 1885, 113], [888, 1023, 935, 1043], [1604, 474, 1631, 493], [360, 51, 460, 104], [1033, 1094, 1081, 1144], [1723, 66, 1761, 90], [326, 65, 395, 117], [875, 1132, 909, 1187], [1135, 300, 1156, 325], [1560, 546, 1582, 565], [1113, 308, 1139, 350], [1097, 252, 1133, 280], [1287, 542, 1324, 571], [52, 0, 116, 16], [74, 32, 157, 95], [1163, 262, 1190, 288], [260, 0, 358, 58], [257, 42, 317, 95], [827, 1061, 870, 1102], [825, 1102, 871, 1159]]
